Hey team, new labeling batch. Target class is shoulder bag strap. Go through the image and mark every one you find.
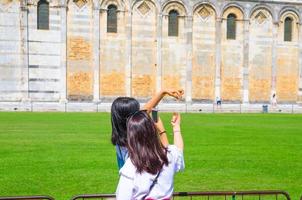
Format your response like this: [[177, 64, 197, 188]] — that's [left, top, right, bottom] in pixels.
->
[[141, 169, 162, 200]]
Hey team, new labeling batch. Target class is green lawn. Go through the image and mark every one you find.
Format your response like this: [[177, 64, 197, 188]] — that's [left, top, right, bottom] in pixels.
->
[[0, 112, 301, 200]]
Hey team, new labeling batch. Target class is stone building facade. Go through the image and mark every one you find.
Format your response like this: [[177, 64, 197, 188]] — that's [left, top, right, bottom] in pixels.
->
[[1, 0, 302, 111]]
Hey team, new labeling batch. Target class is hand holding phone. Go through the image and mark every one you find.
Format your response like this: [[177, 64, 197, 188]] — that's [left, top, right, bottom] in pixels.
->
[[152, 109, 158, 123]]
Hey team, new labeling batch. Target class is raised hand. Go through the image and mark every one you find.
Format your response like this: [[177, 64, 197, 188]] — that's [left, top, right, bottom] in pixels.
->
[[165, 89, 184, 100]]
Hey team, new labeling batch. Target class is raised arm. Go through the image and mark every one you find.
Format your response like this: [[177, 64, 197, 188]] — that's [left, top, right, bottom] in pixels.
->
[[155, 116, 169, 147], [143, 89, 184, 113], [171, 113, 183, 151]]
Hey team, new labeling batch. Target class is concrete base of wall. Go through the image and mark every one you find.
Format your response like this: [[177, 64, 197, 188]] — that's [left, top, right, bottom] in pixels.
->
[[0, 101, 302, 113]]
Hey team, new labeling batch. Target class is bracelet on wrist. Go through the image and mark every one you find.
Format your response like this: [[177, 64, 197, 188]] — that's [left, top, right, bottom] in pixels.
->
[[159, 130, 166, 135]]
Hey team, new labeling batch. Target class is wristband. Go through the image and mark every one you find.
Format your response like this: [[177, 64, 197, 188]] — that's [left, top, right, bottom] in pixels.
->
[[159, 130, 166, 135]]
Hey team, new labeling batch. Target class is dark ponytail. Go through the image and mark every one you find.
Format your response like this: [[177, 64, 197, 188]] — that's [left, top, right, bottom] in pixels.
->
[[111, 97, 140, 146]]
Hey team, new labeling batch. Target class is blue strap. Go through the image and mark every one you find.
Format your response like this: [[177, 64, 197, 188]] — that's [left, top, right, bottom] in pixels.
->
[[116, 145, 127, 170]]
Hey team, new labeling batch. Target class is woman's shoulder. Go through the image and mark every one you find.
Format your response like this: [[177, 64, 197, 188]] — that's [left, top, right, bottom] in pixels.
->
[[119, 158, 136, 179], [167, 145, 183, 155], [167, 145, 185, 172]]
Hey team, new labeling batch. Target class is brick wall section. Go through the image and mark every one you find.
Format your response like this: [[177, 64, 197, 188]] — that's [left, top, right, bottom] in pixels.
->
[[131, 0, 157, 98], [0, 0, 23, 101], [276, 47, 299, 102], [162, 3, 187, 95], [99, 6, 127, 97], [67, 0, 93, 101], [1, 0, 302, 104], [192, 5, 216, 101], [221, 7, 244, 102], [248, 9, 273, 103], [27, 1, 62, 101], [276, 13, 300, 102]]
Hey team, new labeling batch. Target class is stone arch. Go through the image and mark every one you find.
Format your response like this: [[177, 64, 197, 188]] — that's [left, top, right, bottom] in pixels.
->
[[222, 3, 244, 19], [67, 0, 92, 10], [278, 8, 300, 42], [100, 0, 127, 11], [28, 0, 55, 6], [162, 0, 187, 16], [249, 4, 276, 22], [193, 2, 217, 18], [131, 0, 159, 14], [250, 7, 273, 25], [279, 7, 300, 23]]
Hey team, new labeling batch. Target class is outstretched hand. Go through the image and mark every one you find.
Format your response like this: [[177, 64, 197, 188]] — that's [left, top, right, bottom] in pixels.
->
[[171, 112, 181, 127], [165, 89, 184, 100], [171, 112, 183, 150]]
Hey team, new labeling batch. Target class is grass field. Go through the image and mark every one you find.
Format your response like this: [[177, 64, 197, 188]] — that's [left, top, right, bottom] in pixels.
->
[[0, 112, 301, 200]]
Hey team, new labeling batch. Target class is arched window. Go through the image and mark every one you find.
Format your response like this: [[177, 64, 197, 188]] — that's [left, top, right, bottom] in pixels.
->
[[227, 13, 236, 40], [107, 4, 117, 33], [168, 10, 179, 36], [284, 17, 293, 42], [37, 0, 49, 30]]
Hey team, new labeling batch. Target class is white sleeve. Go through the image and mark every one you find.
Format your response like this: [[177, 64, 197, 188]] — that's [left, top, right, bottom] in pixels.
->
[[169, 145, 185, 172], [116, 174, 134, 200]]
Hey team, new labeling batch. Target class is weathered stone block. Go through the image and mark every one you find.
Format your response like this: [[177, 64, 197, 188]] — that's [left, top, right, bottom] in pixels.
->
[[67, 71, 93, 101], [100, 72, 126, 96]]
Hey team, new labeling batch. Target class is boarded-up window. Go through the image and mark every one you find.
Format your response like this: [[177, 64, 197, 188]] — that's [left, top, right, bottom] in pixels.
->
[[37, 0, 49, 30], [284, 17, 293, 42], [107, 5, 117, 33], [168, 10, 179, 36], [227, 13, 236, 40]]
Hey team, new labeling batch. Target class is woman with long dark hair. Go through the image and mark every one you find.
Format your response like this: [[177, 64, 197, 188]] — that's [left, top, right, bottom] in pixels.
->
[[116, 111, 184, 199], [111, 90, 183, 169]]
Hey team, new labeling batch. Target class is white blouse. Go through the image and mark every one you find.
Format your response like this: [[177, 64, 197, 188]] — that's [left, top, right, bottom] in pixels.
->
[[116, 145, 185, 200]]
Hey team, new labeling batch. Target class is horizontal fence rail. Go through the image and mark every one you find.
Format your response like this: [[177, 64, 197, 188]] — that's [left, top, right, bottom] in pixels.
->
[[71, 190, 291, 200], [0, 195, 55, 200]]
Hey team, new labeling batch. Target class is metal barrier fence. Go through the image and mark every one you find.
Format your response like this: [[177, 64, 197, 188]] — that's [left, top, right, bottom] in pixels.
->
[[71, 190, 291, 200], [0, 195, 54, 200]]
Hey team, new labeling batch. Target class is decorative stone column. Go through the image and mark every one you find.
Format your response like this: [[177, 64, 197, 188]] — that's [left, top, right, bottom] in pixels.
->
[[93, 0, 100, 102], [125, 7, 132, 96], [298, 22, 302, 103], [214, 18, 222, 101], [271, 21, 279, 101], [156, 13, 163, 93], [185, 16, 193, 103], [59, 0, 67, 103], [242, 18, 250, 103], [20, 0, 29, 101]]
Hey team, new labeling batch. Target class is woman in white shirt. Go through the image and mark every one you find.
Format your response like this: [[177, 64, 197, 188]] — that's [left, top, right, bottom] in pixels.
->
[[116, 111, 184, 200]]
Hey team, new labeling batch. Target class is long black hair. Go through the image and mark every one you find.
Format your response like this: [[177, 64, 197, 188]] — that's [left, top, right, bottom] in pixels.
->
[[111, 97, 140, 146], [127, 111, 168, 175]]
